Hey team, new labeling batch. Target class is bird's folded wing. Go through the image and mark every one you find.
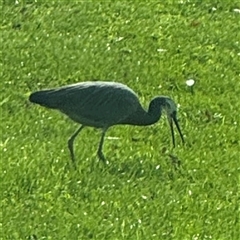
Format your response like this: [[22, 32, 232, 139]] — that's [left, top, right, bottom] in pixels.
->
[[53, 83, 140, 126]]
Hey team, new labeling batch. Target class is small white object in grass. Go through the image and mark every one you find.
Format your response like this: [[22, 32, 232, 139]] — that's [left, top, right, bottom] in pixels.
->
[[106, 136, 120, 140], [141, 195, 147, 200], [157, 48, 167, 52], [233, 9, 240, 13], [116, 37, 124, 42], [186, 79, 195, 86]]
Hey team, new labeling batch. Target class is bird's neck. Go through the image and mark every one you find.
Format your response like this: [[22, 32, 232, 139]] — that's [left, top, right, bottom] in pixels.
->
[[120, 104, 162, 126], [146, 104, 162, 125]]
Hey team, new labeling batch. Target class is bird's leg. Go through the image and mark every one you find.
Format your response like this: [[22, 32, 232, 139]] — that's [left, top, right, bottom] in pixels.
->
[[68, 125, 85, 164], [97, 128, 107, 162]]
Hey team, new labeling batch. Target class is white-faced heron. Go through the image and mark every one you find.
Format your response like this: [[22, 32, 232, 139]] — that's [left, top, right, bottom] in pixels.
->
[[29, 81, 184, 163]]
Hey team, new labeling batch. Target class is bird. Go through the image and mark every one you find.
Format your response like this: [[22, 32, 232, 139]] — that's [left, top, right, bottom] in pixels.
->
[[29, 81, 184, 164]]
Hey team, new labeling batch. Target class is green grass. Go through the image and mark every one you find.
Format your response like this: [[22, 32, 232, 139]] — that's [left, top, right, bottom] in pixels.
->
[[1, 1, 240, 239]]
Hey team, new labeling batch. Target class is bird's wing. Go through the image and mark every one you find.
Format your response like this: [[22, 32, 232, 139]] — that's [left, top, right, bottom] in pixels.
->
[[51, 82, 140, 127]]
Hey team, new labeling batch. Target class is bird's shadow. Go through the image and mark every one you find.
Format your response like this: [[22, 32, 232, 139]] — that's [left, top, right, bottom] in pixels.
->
[[64, 153, 185, 182]]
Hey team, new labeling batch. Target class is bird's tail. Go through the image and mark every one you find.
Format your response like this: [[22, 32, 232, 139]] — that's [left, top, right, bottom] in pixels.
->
[[29, 89, 61, 109]]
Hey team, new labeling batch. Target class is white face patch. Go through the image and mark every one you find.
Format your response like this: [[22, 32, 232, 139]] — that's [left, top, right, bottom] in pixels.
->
[[164, 98, 177, 116]]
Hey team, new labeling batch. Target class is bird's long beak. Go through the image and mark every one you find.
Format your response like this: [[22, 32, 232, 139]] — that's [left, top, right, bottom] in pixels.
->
[[167, 113, 184, 147]]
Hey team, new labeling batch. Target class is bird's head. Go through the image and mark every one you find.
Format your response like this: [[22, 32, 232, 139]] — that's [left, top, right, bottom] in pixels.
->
[[152, 96, 185, 147]]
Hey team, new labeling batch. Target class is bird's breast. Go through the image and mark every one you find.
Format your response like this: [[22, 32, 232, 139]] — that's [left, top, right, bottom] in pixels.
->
[[61, 110, 110, 128]]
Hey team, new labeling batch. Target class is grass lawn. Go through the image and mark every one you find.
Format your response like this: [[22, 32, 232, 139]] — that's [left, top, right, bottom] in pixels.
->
[[1, 1, 240, 239]]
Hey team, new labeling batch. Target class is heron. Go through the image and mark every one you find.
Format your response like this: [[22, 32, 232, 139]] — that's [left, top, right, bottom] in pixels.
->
[[29, 81, 184, 163]]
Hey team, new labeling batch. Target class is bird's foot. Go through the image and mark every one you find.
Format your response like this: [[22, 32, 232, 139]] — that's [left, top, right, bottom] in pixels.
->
[[97, 150, 107, 163]]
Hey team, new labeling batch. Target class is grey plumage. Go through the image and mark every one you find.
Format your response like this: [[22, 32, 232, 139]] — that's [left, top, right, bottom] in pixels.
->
[[29, 81, 184, 163]]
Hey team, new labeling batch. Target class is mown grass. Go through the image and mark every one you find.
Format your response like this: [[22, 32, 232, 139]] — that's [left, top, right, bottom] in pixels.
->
[[1, 1, 240, 239]]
